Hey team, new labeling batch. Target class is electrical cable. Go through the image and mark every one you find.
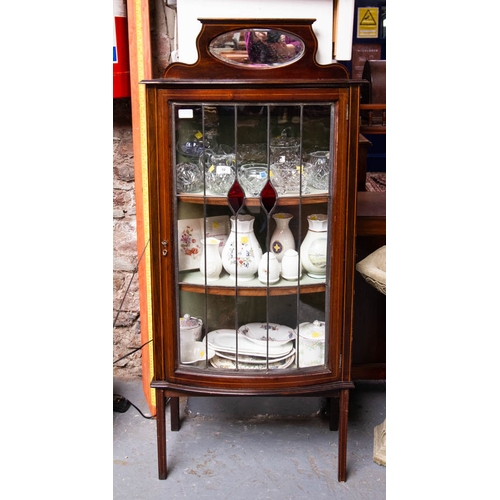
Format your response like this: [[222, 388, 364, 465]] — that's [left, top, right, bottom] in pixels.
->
[[113, 240, 159, 419], [113, 239, 149, 327], [129, 400, 155, 419], [113, 339, 152, 365]]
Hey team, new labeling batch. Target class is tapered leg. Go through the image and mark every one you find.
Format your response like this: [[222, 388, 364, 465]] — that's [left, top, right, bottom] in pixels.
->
[[329, 396, 340, 431], [170, 396, 180, 431], [337, 389, 350, 482], [156, 389, 167, 479]]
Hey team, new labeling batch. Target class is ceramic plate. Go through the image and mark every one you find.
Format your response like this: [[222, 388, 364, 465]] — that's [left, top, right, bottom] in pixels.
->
[[238, 322, 296, 345], [214, 348, 296, 364], [210, 353, 295, 370], [207, 330, 293, 357]]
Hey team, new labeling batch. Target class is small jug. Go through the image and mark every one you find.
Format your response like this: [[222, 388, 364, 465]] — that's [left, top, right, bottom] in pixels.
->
[[308, 151, 331, 191], [200, 237, 223, 281], [258, 252, 280, 284]]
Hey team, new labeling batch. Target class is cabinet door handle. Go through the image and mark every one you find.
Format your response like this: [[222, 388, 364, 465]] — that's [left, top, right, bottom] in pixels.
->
[[161, 240, 168, 256]]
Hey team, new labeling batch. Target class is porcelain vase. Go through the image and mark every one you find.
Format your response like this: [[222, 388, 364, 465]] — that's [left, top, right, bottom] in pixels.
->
[[270, 212, 295, 262], [221, 215, 262, 281], [300, 214, 328, 278], [200, 237, 223, 281]]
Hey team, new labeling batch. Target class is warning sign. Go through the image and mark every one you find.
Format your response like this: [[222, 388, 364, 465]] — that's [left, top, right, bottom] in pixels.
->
[[357, 7, 379, 39]]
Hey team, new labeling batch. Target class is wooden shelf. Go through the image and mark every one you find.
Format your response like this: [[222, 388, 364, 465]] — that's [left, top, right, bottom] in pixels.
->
[[179, 270, 326, 296], [178, 191, 329, 206]]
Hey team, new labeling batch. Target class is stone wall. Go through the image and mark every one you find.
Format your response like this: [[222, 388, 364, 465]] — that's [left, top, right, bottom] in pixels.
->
[[113, 98, 142, 378]]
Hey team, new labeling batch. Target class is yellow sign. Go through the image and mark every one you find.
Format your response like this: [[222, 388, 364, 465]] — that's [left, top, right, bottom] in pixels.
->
[[357, 7, 379, 39]]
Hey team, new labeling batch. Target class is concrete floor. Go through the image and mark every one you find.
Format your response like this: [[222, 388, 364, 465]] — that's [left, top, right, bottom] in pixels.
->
[[113, 377, 386, 499]]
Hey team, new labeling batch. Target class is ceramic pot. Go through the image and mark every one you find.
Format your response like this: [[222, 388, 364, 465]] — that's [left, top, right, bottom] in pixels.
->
[[221, 215, 262, 281], [270, 213, 295, 262], [258, 252, 280, 284], [300, 214, 328, 278], [179, 314, 203, 342], [200, 237, 223, 281], [296, 320, 326, 367], [281, 249, 302, 280]]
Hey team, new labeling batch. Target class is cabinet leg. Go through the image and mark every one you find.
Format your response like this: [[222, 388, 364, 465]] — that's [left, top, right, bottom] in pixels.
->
[[329, 396, 339, 431], [156, 389, 167, 480], [337, 389, 349, 482], [170, 396, 180, 431]]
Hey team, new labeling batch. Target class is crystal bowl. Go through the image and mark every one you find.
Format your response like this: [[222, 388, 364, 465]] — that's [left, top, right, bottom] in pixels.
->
[[270, 160, 312, 195], [176, 162, 204, 193], [238, 163, 269, 197]]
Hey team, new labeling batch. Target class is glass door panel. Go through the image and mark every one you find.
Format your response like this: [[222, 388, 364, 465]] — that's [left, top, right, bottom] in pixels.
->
[[173, 102, 335, 372]]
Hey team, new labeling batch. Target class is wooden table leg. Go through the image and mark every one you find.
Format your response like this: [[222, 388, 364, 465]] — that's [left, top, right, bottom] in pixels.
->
[[337, 388, 350, 482], [156, 389, 167, 479], [170, 396, 180, 431]]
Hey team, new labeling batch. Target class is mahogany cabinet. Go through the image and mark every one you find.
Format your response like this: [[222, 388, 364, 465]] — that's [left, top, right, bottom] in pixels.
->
[[142, 19, 361, 482]]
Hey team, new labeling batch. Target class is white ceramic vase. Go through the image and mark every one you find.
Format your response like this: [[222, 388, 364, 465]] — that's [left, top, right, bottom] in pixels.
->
[[270, 212, 295, 262], [300, 214, 328, 278], [221, 215, 262, 281], [258, 252, 280, 284], [200, 237, 223, 281]]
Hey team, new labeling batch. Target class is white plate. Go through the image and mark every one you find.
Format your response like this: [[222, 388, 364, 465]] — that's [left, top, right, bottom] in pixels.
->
[[207, 330, 293, 357], [238, 322, 296, 345], [214, 349, 296, 364], [210, 353, 295, 370]]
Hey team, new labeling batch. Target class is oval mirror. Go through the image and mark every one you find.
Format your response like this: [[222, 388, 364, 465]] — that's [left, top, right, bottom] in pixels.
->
[[209, 28, 305, 68]]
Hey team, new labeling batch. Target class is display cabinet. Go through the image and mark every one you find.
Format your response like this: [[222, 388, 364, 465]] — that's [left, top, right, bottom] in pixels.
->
[[143, 18, 361, 482]]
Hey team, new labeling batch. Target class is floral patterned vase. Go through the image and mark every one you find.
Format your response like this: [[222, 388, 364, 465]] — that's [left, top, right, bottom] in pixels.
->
[[221, 215, 262, 281]]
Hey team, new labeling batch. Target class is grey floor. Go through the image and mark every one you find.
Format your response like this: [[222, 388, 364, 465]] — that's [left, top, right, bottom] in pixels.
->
[[113, 377, 386, 499]]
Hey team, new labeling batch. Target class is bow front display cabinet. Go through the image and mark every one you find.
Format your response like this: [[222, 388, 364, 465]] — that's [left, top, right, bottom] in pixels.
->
[[142, 19, 361, 482]]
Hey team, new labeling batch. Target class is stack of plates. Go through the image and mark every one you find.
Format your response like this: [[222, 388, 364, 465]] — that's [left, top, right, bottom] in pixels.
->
[[207, 327, 295, 370], [238, 322, 295, 345]]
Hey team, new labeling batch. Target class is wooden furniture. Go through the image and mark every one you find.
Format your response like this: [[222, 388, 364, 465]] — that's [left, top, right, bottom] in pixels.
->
[[357, 133, 372, 191], [354, 60, 387, 373], [353, 191, 386, 380], [356, 191, 386, 237], [142, 19, 361, 482], [360, 60, 386, 135]]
